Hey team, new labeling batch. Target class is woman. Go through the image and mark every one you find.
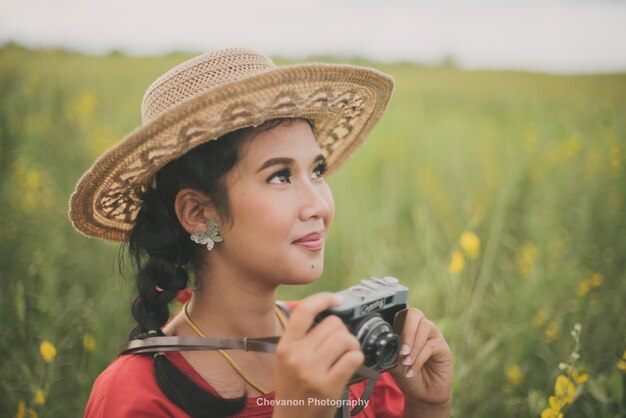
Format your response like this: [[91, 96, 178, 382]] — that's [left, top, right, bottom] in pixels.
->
[[70, 48, 453, 418]]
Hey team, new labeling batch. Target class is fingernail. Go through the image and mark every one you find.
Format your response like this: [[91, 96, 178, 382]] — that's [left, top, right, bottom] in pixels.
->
[[402, 356, 413, 366], [405, 368, 415, 378], [400, 344, 410, 355], [332, 294, 344, 304]]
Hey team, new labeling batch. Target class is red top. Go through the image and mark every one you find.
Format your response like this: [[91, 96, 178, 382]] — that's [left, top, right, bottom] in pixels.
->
[[84, 351, 405, 417]]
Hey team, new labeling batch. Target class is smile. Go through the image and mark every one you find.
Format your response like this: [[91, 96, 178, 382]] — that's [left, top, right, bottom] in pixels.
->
[[292, 232, 324, 252]]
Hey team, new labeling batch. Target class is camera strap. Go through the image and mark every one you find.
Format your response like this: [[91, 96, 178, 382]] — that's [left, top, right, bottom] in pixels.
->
[[120, 335, 281, 355], [340, 376, 379, 418]]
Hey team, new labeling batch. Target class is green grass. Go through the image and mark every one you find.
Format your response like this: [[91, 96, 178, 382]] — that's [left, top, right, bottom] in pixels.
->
[[1, 44, 625, 417]]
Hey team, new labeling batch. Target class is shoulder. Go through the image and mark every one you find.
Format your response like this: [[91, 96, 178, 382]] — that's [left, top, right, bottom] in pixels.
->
[[85, 354, 187, 418]]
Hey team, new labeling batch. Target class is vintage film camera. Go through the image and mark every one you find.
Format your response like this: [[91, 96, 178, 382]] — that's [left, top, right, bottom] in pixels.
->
[[316, 276, 408, 378]]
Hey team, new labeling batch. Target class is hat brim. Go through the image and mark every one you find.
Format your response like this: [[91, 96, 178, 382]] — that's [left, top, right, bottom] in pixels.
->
[[69, 63, 394, 241]]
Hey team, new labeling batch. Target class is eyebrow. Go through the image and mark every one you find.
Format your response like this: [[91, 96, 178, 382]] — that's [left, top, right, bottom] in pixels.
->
[[256, 154, 325, 173]]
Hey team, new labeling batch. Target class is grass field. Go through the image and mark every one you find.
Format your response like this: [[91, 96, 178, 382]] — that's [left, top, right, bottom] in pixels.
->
[[1, 44, 625, 417]]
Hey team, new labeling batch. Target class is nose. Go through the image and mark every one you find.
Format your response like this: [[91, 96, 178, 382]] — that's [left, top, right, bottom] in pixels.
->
[[298, 180, 333, 222]]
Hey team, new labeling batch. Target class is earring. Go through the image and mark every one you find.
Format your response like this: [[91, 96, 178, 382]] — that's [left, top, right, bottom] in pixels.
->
[[190, 219, 224, 251]]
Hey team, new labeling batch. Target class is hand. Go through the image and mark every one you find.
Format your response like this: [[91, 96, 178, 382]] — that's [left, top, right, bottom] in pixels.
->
[[273, 293, 365, 418], [389, 308, 453, 412]]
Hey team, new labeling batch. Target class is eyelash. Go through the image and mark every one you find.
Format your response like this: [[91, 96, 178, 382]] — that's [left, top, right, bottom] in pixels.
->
[[313, 160, 328, 178], [266, 160, 328, 184], [266, 165, 293, 184]]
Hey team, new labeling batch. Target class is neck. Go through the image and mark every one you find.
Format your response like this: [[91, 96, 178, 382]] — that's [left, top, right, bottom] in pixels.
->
[[185, 261, 281, 339]]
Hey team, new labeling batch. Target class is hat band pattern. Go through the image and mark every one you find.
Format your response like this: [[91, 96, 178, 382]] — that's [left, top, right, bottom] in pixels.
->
[[95, 85, 370, 235]]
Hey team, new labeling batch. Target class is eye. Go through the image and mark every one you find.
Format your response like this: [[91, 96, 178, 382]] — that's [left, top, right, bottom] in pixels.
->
[[266, 166, 293, 184], [312, 160, 328, 179]]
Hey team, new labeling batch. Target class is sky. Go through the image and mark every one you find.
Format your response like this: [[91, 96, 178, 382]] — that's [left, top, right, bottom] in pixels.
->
[[1, 0, 626, 73]]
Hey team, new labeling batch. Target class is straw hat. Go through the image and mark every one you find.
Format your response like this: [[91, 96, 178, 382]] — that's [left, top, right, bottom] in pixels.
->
[[69, 48, 394, 241]]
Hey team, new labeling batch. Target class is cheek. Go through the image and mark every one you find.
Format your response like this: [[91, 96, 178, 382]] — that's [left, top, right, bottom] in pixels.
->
[[229, 192, 290, 237], [322, 185, 335, 225]]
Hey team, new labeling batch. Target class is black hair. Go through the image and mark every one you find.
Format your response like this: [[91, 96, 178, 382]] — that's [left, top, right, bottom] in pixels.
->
[[122, 118, 305, 417]]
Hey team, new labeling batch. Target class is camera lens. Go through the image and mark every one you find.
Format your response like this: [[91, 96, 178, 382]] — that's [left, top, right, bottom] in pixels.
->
[[375, 333, 400, 369], [356, 315, 401, 370]]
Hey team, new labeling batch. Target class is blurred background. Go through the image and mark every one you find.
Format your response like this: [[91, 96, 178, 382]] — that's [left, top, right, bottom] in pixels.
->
[[1, 1, 625, 417]]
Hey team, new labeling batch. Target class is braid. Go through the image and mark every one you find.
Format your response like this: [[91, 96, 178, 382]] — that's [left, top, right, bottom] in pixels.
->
[[128, 189, 190, 337]]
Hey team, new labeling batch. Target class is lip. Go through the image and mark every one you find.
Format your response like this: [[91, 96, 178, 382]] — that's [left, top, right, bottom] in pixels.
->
[[292, 232, 324, 252]]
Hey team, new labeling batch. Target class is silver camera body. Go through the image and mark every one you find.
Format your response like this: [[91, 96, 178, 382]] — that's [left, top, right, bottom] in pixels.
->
[[316, 276, 408, 377]]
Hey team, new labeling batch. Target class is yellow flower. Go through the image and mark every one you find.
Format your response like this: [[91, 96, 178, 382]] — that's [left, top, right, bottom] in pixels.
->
[[577, 279, 591, 297], [448, 250, 465, 274], [39, 340, 57, 363], [83, 333, 96, 352], [548, 395, 564, 411], [25, 170, 41, 190], [65, 91, 97, 125], [571, 369, 589, 384], [541, 411, 563, 418], [16, 400, 26, 418], [34, 389, 45, 405], [505, 363, 524, 386], [590, 273, 604, 287], [562, 136, 582, 158], [541, 396, 564, 418], [541, 408, 563, 418], [28, 408, 38, 418], [543, 321, 560, 344], [459, 231, 481, 259], [518, 242, 538, 277], [577, 273, 604, 297], [554, 375, 576, 405]]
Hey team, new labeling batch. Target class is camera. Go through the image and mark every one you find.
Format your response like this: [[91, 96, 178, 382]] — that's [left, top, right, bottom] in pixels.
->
[[316, 276, 408, 378]]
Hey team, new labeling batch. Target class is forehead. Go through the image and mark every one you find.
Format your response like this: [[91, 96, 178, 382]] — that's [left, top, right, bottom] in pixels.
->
[[239, 119, 321, 166]]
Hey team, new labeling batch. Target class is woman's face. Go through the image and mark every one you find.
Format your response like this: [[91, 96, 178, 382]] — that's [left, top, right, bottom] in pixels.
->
[[216, 119, 335, 286]]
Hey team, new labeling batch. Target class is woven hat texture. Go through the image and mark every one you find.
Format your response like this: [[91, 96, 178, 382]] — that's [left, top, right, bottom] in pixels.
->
[[69, 48, 394, 241]]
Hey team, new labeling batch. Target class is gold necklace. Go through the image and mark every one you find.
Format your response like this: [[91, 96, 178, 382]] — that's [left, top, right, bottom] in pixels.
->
[[182, 302, 285, 395]]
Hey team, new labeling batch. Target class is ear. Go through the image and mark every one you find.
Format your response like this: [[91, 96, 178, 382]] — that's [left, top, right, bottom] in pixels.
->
[[174, 188, 217, 235]]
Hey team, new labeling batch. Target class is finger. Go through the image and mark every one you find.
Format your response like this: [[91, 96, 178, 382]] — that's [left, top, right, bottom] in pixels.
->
[[414, 335, 448, 371], [406, 340, 438, 378], [305, 315, 349, 350], [326, 349, 364, 388], [406, 329, 447, 378], [315, 331, 361, 371], [283, 292, 342, 340], [403, 319, 436, 367], [399, 308, 423, 357]]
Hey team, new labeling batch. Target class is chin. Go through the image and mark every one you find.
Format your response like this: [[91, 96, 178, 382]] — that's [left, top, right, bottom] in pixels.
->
[[284, 265, 324, 286], [276, 249, 325, 285]]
